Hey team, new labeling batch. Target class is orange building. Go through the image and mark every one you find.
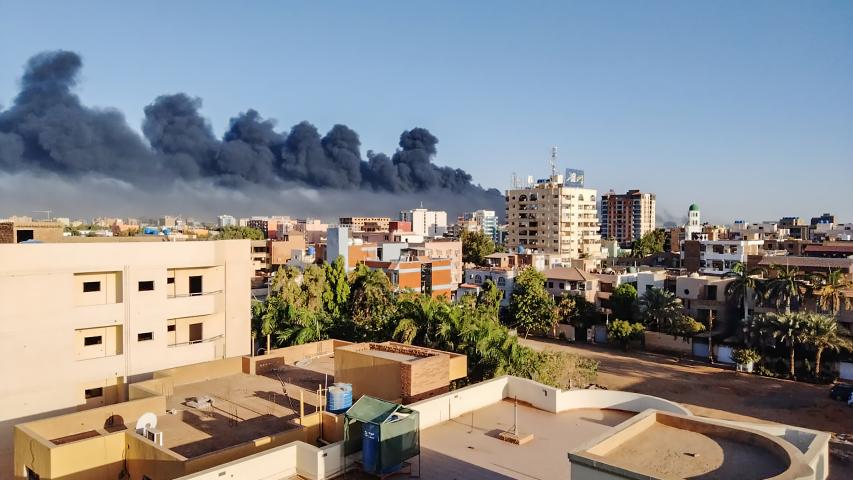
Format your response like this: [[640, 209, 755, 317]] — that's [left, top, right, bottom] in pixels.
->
[[365, 257, 453, 299]]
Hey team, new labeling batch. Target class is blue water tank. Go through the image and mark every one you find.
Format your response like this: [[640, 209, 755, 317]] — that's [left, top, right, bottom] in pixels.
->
[[362, 422, 380, 473], [307, 245, 316, 256], [143, 227, 159, 235], [326, 383, 352, 414]]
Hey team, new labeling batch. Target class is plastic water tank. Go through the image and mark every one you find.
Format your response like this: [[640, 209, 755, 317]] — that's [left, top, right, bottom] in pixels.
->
[[362, 422, 380, 474], [326, 383, 352, 414], [307, 245, 316, 256]]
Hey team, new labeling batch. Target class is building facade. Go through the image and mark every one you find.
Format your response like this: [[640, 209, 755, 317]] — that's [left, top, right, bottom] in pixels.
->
[[505, 172, 602, 265], [0, 240, 252, 474], [338, 217, 391, 233], [400, 208, 448, 237], [599, 189, 656, 246]]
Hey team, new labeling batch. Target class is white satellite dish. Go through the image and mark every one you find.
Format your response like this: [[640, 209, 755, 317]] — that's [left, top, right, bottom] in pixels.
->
[[135, 412, 158, 433]]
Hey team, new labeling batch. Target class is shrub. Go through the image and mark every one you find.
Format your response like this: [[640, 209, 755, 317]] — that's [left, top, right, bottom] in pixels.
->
[[731, 347, 761, 365], [607, 319, 645, 351]]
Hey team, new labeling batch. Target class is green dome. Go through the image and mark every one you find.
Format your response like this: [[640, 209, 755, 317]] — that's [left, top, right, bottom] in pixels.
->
[[689, 203, 700, 212]]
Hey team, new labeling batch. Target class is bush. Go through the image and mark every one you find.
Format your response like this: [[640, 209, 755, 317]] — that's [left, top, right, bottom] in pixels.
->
[[607, 319, 645, 351], [731, 347, 761, 365], [534, 351, 599, 389]]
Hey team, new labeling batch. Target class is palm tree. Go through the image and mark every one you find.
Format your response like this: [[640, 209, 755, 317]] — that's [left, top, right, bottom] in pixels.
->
[[770, 312, 808, 378], [259, 295, 285, 352], [724, 261, 765, 329], [801, 313, 852, 377], [393, 294, 449, 347], [276, 307, 329, 346], [813, 269, 853, 315], [763, 266, 809, 313], [639, 287, 683, 333]]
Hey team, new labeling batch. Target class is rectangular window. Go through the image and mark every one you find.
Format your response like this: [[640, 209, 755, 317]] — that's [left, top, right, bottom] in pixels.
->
[[189, 275, 203, 295], [167, 277, 175, 284], [138, 280, 154, 291], [167, 324, 176, 332], [137, 332, 153, 342], [26, 467, 40, 480], [84, 336, 103, 346], [85, 387, 103, 399], [189, 323, 203, 343], [83, 281, 101, 292]]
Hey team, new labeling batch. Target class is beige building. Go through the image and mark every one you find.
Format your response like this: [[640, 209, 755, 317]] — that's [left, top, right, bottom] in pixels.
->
[[0, 220, 64, 243], [338, 216, 391, 232], [0, 240, 252, 476], [506, 173, 602, 265], [599, 189, 656, 246], [411, 238, 463, 287]]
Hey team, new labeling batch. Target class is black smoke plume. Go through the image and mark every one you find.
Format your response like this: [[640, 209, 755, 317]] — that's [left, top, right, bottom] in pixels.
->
[[0, 50, 502, 217]]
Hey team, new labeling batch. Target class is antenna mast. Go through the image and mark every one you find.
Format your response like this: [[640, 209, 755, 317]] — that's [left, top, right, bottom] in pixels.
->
[[550, 146, 558, 177]]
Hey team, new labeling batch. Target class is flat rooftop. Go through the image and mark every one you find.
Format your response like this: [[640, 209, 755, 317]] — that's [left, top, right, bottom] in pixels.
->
[[158, 373, 311, 458], [415, 399, 634, 479]]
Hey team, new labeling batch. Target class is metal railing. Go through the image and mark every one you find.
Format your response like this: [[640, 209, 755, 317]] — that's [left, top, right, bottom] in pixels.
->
[[167, 289, 223, 299]]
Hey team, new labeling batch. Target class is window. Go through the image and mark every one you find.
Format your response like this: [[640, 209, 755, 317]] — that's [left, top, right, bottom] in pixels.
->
[[26, 467, 40, 480], [189, 276, 203, 296], [559, 282, 565, 290], [137, 332, 153, 342], [17, 229, 34, 243], [83, 281, 101, 293], [167, 324, 176, 332], [167, 277, 175, 284], [189, 323, 203, 343], [85, 387, 103, 399], [474, 275, 482, 284], [138, 281, 154, 291], [497, 277, 506, 286], [547, 282, 554, 288], [84, 336, 103, 346]]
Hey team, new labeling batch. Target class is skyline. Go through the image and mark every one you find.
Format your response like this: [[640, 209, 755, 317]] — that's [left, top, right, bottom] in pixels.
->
[[1, 0, 852, 223]]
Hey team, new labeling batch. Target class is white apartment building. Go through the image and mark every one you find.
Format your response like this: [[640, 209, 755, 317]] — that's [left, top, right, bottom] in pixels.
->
[[693, 239, 764, 275], [505, 171, 602, 265], [462, 267, 517, 306], [0, 241, 251, 473], [218, 214, 237, 228], [729, 221, 789, 240], [400, 208, 447, 237], [469, 209, 500, 243]]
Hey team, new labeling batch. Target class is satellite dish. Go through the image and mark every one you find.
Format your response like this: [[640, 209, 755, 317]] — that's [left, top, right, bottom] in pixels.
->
[[135, 412, 158, 432]]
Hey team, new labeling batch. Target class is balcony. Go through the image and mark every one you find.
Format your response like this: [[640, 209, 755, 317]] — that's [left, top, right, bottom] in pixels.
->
[[165, 290, 221, 319]]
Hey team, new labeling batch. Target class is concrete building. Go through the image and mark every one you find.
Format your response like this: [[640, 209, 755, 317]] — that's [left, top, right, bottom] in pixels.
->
[[12, 339, 828, 480], [338, 217, 390, 232], [365, 257, 454, 299], [675, 274, 736, 333], [461, 266, 517, 306], [400, 208, 447, 237], [463, 209, 500, 243], [681, 239, 764, 275], [505, 171, 602, 267], [0, 240, 252, 475], [217, 215, 237, 228], [325, 226, 349, 270], [599, 189, 656, 246], [0, 220, 64, 243], [543, 267, 598, 303], [410, 238, 463, 287]]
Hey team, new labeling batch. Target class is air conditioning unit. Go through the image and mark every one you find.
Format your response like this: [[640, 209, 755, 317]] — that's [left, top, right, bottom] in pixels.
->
[[146, 428, 163, 446]]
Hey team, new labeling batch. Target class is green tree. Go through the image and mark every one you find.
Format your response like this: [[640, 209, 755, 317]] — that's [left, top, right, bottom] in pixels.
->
[[393, 294, 450, 347], [813, 269, 853, 314], [610, 283, 638, 322], [508, 267, 556, 338], [769, 312, 809, 378], [348, 264, 396, 340], [639, 287, 683, 333], [476, 279, 503, 320], [607, 319, 645, 351], [322, 257, 350, 321], [630, 229, 665, 257], [218, 225, 264, 240], [276, 307, 330, 345], [256, 295, 285, 352], [301, 264, 327, 311], [801, 313, 852, 377], [724, 261, 766, 330], [461, 230, 496, 265], [534, 351, 599, 389], [763, 266, 809, 313]]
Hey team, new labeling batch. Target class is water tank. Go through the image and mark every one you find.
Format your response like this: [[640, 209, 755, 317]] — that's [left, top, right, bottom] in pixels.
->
[[326, 383, 352, 414], [362, 422, 380, 474], [517, 245, 525, 254], [143, 227, 159, 235], [307, 246, 316, 256]]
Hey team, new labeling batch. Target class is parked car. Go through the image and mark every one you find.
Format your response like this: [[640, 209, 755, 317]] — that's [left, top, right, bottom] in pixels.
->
[[829, 383, 853, 401]]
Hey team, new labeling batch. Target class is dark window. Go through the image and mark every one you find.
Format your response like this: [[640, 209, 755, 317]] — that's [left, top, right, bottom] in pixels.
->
[[706, 285, 718, 300], [85, 387, 103, 399], [16, 229, 34, 243], [26, 467, 40, 480], [137, 332, 153, 342], [83, 281, 101, 292], [167, 277, 175, 284], [84, 336, 102, 346], [167, 324, 176, 332], [189, 323, 203, 343], [420, 263, 433, 295], [189, 276, 203, 295], [138, 281, 154, 291]]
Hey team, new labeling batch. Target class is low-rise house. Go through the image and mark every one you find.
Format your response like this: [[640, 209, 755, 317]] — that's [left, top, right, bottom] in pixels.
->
[[543, 267, 598, 303]]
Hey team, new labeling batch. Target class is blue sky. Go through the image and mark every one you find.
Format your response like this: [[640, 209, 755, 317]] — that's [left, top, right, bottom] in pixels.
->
[[1, 0, 851, 223]]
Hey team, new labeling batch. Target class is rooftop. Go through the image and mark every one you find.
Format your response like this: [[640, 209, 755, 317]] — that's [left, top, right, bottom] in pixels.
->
[[544, 266, 595, 282]]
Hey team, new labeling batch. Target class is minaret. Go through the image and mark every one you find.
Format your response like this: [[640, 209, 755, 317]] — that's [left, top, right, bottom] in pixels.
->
[[685, 203, 701, 239]]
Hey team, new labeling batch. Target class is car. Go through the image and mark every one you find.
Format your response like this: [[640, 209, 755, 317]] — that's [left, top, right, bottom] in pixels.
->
[[830, 383, 853, 401]]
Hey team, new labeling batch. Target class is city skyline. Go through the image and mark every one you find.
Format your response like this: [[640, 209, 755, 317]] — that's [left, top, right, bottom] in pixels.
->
[[1, 1, 851, 222]]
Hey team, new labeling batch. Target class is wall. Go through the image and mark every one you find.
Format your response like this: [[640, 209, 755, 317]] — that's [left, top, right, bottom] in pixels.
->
[[334, 347, 401, 401], [244, 339, 349, 375], [408, 377, 509, 429], [643, 331, 692, 354]]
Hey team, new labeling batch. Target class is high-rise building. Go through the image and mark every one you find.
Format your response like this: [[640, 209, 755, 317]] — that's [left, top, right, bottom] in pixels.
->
[[505, 170, 602, 265], [218, 214, 237, 228], [599, 189, 656, 246], [400, 208, 447, 237], [469, 209, 500, 244]]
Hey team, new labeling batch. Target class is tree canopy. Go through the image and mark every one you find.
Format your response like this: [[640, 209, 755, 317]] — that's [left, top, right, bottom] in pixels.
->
[[461, 230, 496, 265], [508, 267, 556, 337], [218, 225, 264, 240]]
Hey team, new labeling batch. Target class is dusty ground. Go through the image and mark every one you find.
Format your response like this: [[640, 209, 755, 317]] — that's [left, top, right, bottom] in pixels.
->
[[521, 338, 853, 480]]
